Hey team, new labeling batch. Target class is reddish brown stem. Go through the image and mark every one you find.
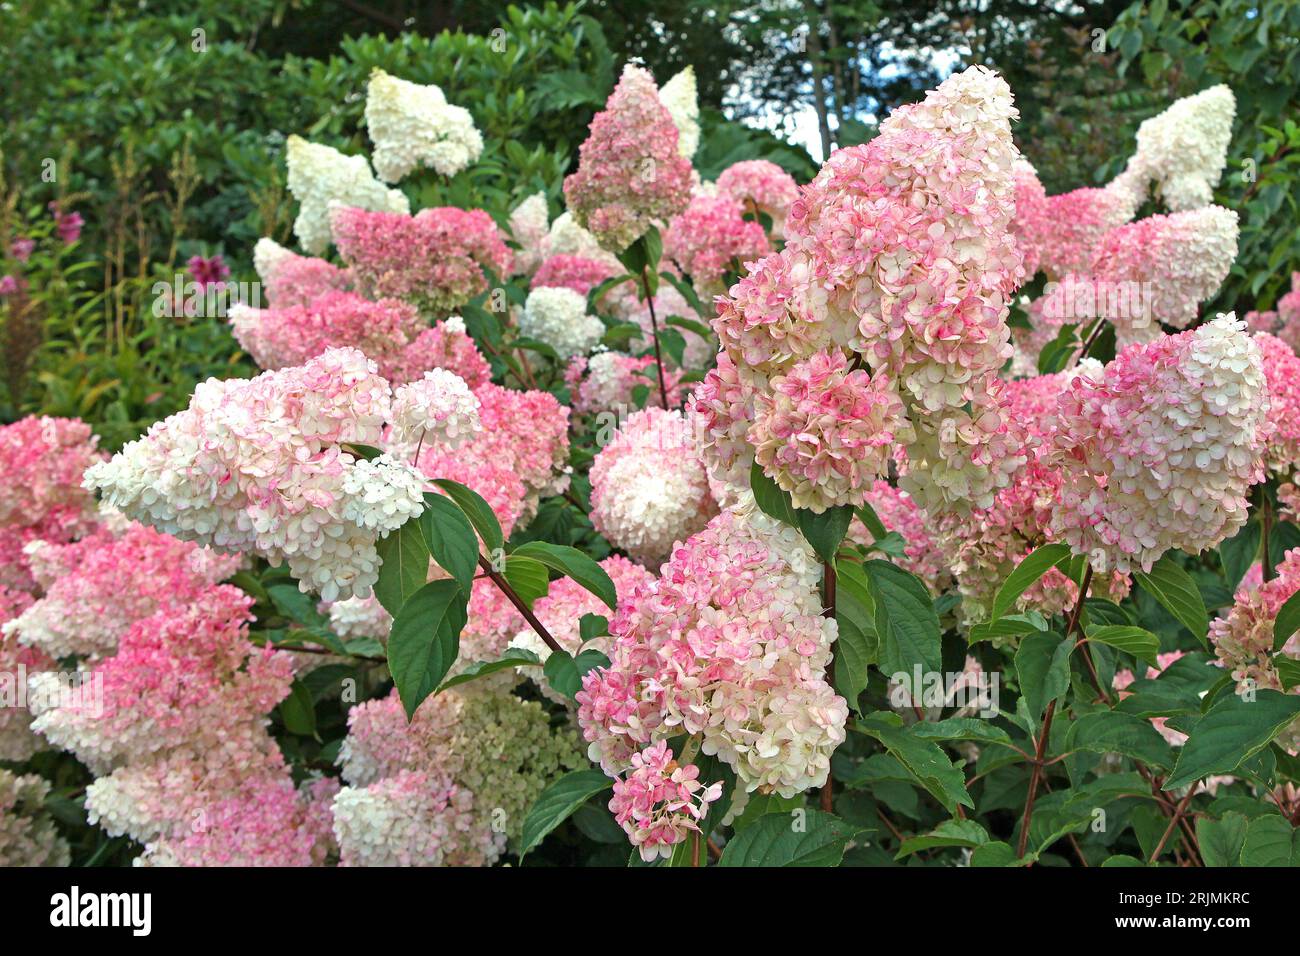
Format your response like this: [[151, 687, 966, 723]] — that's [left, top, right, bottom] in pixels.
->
[[640, 266, 671, 410], [1017, 564, 1093, 859], [477, 554, 563, 654]]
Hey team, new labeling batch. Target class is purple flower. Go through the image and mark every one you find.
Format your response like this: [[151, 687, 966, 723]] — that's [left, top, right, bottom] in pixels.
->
[[0, 275, 24, 297], [10, 238, 35, 263], [187, 254, 231, 290], [48, 202, 84, 244]]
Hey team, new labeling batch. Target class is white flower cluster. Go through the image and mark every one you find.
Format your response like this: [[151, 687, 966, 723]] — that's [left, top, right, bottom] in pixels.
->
[[542, 210, 619, 267], [390, 368, 482, 452], [83, 348, 426, 602], [252, 236, 294, 282], [285, 136, 409, 254], [588, 407, 718, 567], [519, 286, 605, 359], [659, 66, 700, 159], [1133, 84, 1235, 211], [508, 192, 550, 275], [365, 69, 484, 182], [0, 769, 70, 867], [326, 595, 392, 640]]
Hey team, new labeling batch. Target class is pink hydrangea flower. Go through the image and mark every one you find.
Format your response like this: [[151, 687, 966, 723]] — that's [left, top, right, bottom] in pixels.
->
[[714, 159, 800, 237], [531, 254, 618, 296], [609, 740, 722, 861], [330, 205, 511, 315], [1047, 314, 1269, 574], [663, 193, 770, 293], [563, 64, 694, 252]]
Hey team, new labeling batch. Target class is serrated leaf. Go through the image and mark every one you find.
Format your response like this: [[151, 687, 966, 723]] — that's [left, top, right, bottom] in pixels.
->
[[387, 580, 468, 720], [436, 647, 541, 693], [896, 819, 990, 858], [1065, 711, 1173, 769], [856, 713, 973, 813], [419, 493, 478, 593], [373, 519, 431, 618], [718, 810, 863, 867], [519, 770, 614, 859], [1085, 625, 1159, 669], [1164, 689, 1300, 790], [1240, 814, 1300, 866], [864, 559, 940, 682], [795, 505, 854, 562], [1015, 631, 1073, 721], [969, 613, 1048, 644], [512, 541, 617, 610], [1197, 812, 1250, 867], [504, 554, 550, 608], [430, 481, 503, 554], [832, 561, 876, 713], [542, 647, 610, 700], [991, 543, 1070, 620], [1134, 555, 1208, 649], [749, 461, 796, 526]]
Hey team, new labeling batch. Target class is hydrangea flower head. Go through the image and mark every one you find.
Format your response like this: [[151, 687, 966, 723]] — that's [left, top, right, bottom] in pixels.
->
[[563, 64, 694, 252], [1048, 314, 1268, 574], [285, 136, 409, 254], [365, 69, 483, 182]]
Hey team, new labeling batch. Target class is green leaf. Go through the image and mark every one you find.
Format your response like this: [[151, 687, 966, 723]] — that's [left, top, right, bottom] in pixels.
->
[[1015, 631, 1073, 721], [749, 461, 796, 526], [373, 518, 431, 618], [504, 554, 550, 608], [969, 613, 1048, 644], [419, 494, 479, 593], [1134, 555, 1208, 649], [519, 770, 614, 859], [896, 819, 990, 858], [542, 648, 610, 700], [1085, 625, 1160, 669], [1274, 587, 1300, 651], [970, 841, 1033, 867], [1220, 518, 1261, 591], [1065, 711, 1172, 769], [1240, 814, 1300, 866], [991, 543, 1070, 620], [718, 810, 863, 867], [437, 647, 541, 692], [730, 792, 804, 831], [864, 559, 941, 682], [911, 718, 1014, 748], [795, 505, 854, 563], [387, 580, 468, 720], [854, 503, 889, 541], [430, 481, 503, 554], [579, 613, 609, 643], [856, 712, 973, 813], [832, 562, 876, 714], [1196, 812, 1250, 867], [277, 680, 317, 737], [512, 541, 617, 611], [1164, 689, 1300, 790]]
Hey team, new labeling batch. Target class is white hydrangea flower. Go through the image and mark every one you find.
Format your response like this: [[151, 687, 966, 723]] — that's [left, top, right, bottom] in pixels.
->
[[339, 454, 427, 533], [364, 69, 484, 183], [589, 408, 718, 567], [252, 237, 294, 285], [520, 286, 605, 359], [390, 368, 482, 452], [285, 136, 409, 254], [659, 66, 700, 159], [1133, 84, 1235, 211], [543, 211, 620, 268], [508, 192, 550, 275]]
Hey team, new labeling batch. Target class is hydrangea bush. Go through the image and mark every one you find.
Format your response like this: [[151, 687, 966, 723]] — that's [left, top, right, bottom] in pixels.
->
[[6, 52, 1300, 873]]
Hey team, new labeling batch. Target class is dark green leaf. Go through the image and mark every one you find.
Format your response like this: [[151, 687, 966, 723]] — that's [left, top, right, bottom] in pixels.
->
[[419, 493, 478, 593], [387, 580, 468, 720], [519, 770, 614, 859], [512, 541, 617, 610]]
